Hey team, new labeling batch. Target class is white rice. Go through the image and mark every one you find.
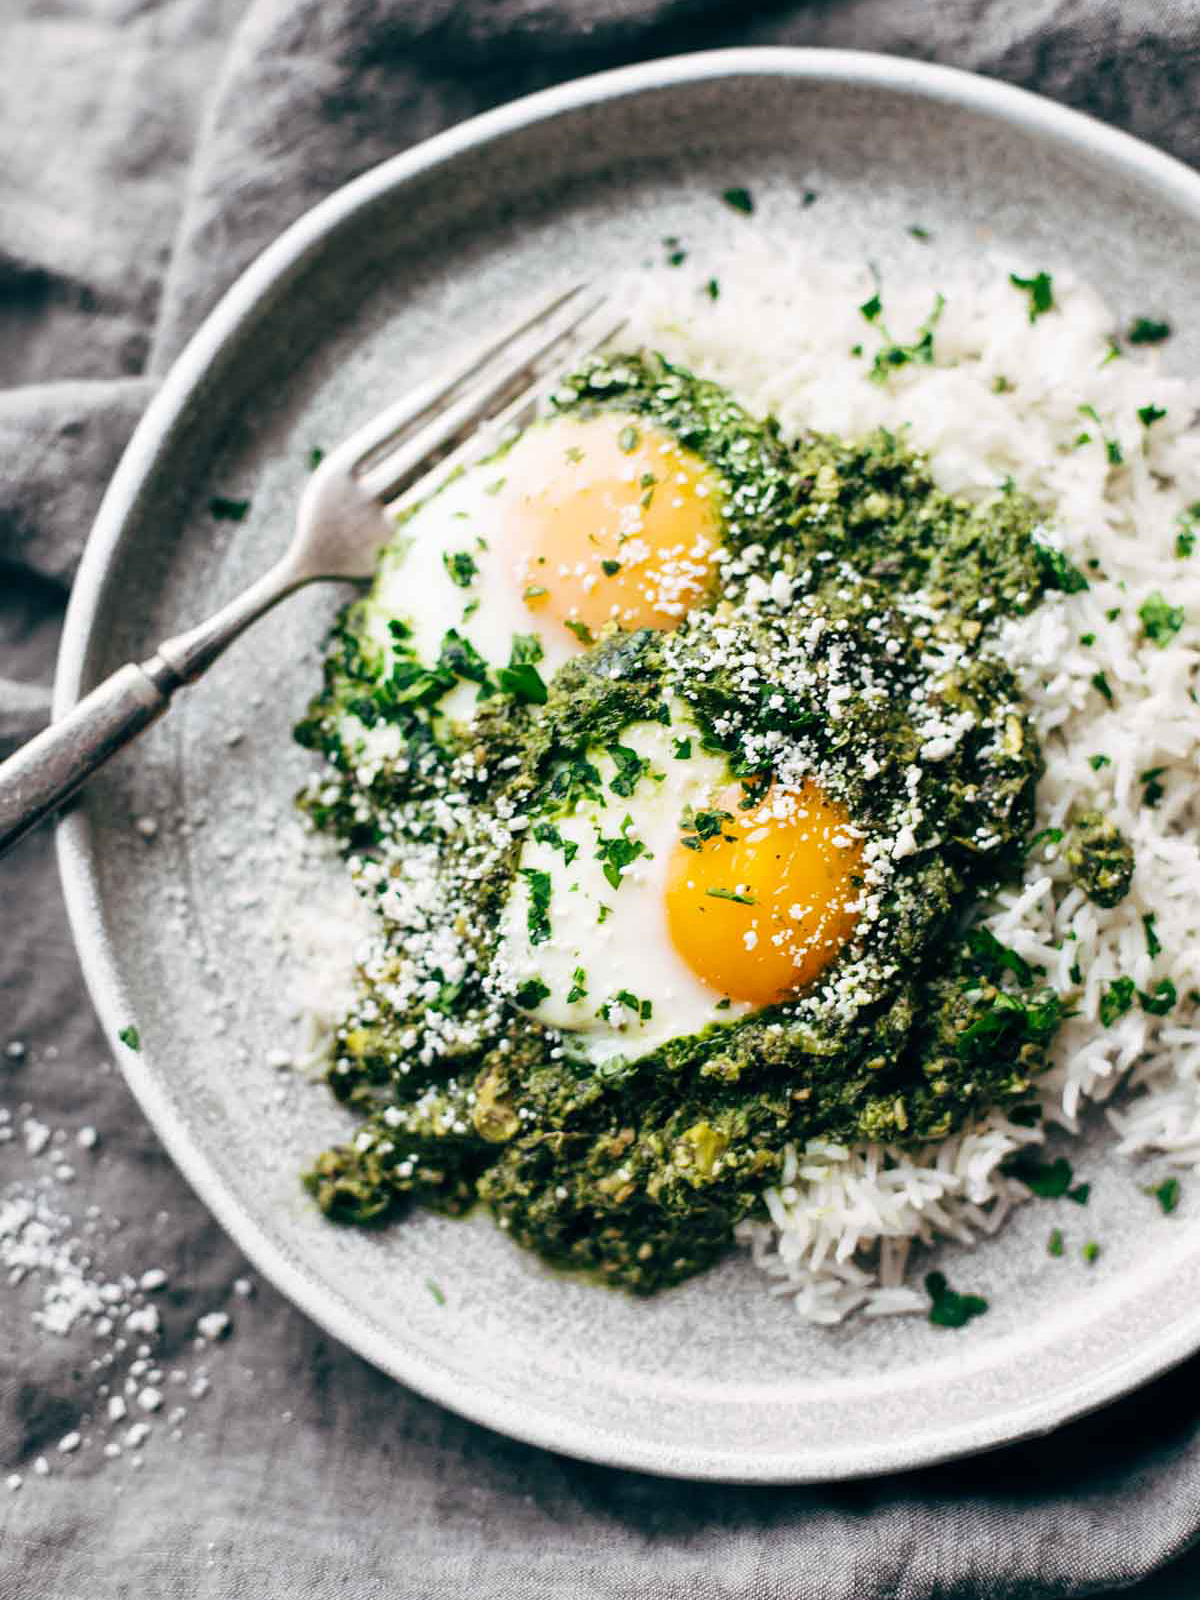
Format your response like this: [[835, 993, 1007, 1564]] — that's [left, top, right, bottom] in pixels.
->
[[618, 243, 1200, 1321]]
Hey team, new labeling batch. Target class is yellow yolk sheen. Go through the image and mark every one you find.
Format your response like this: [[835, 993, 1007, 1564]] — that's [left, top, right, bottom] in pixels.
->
[[504, 413, 722, 639], [665, 781, 865, 1006]]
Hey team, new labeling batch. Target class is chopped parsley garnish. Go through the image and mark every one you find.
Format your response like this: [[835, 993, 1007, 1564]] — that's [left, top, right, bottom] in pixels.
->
[[566, 968, 588, 1004], [1140, 766, 1166, 807], [1078, 404, 1123, 465], [425, 1278, 446, 1306], [864, 293, 946, 383], [382, 647, 457, 709], [118, 1025, 140, 1051], [523, 584, 547, 601], [594, 815, 646, 890], [508, 630, 544, 662], [1140, 979, 1177, 1016], [714, 997, 732, 1011], [484, 477, 505, 496], [1003, 1151, 1088, 1202], [1009, 271, 1054, 322], [1008, 1103, 1042, 1128], [679, 807, 734, 851], [1082, 1241, 1100, 1264], [1080, 633, 1095, 646], [520, 869, 552, 946], [601, 559, 621, 577], [1099, 977, 1135, 1026], [565, 445, 584, 464], [617, 425, 640, 454], [673, 736, 692, 760], [532, 821, 578, 866], [1138, 591, 1185, 646], [596, 904, 612, 924], [705, 887, 756, 905], [1175, 504, 1199, 557], [1129, 317, 1171, 344], [442, 550, 477, 588], [925, 1271, 988, 1329], [308, 447, 324, 470], [705, 278, 720, 301], [956, 991, 1063, 1060], [1034, 542, 1089, 594], [722, 187, 754, 215], [1143, 914, 1161, 959], [209, 495, 250, 521], [663, 236, 686, 267], [497, 634, 548, 704], [606, 990, 652, 1022], [607, 744, 650, 798], [802, 190, 818, 207], [514, 976, 551, 1009], [908, 225, 931, 241], [966, 925, 1033, 988], [1048, 1228, 1065, 1257], [544, 754, 602, 811], [436, 629, 493, 699], [1088, 754, 1110, 770], [1138, 403, 1167, 428], [1090, 671, 1114, 705], [563, 619, 595, 646], [1147, 1177, 1181, 1214]]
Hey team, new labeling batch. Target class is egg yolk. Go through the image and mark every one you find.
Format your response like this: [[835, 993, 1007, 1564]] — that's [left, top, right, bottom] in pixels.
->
[[665, 781, 865, 1007], [504, 413, 722, 640]]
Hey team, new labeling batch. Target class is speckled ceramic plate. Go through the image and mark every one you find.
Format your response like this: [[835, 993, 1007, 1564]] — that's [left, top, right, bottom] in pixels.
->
[[56, 49, 1200, 1482]]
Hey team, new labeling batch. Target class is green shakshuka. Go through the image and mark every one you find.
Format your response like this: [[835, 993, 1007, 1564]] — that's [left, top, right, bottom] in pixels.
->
[[295, 350, 1105, 1293]]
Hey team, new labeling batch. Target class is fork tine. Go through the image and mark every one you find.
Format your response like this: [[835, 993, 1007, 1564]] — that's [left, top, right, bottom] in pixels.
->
[[383, 303, 628, 516], [354, 289, 617, 503], [339, 283, 604, 492], [321, 282, 591, 483]]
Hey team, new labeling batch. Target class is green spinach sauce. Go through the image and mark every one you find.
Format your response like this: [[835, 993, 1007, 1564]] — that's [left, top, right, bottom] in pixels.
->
[[295, 352, 1097, 1294]]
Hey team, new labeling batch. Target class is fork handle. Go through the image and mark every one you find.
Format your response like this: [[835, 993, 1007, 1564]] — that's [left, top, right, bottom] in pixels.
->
[[0, 557, 318, 859], [0, 660, 175, 857]]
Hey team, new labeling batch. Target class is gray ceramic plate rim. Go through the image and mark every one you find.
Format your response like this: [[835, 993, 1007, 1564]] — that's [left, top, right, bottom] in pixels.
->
[[55, 47, 1200, 1482]]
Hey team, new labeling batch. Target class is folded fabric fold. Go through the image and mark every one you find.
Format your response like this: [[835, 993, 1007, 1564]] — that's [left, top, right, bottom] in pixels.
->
[[0, 378, 155, 586]]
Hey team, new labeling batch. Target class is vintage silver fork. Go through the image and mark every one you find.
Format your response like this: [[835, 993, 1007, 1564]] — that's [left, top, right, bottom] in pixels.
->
[[0, 283, 623, 858]]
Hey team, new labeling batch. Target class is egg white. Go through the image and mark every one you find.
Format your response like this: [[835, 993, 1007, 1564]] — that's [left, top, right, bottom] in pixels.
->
[[358, 430, 580, 725], [495, 708, 753, 1062]]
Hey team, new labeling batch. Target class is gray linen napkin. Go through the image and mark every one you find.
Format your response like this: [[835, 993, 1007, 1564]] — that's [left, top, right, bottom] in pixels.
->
[[4, 2, 1200, 1595]]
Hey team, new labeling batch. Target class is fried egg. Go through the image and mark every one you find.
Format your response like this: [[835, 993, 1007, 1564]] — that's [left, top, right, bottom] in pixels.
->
[[496, 704, 865, 1061], [360, 411, 724, 722]]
